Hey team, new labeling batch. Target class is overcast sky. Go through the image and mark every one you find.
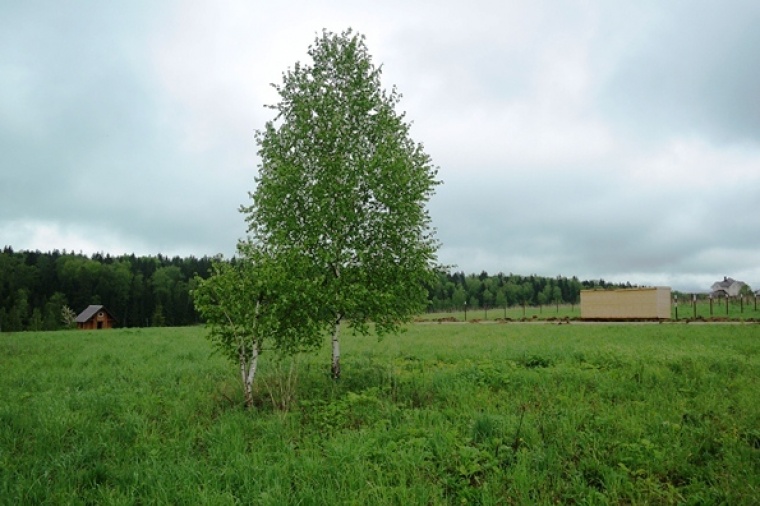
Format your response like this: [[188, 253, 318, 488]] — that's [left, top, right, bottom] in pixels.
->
[[2, 1, 759, 292]]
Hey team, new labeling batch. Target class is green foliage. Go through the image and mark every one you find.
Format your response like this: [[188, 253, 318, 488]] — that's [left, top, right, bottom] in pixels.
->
[[193, 245, 325, 404], [243, 29, 440, 352], [193, 255, 260, 364], [425, 271, 591, 312], [151, 266, 189, 326], [193, 258, 262, 408], [151, 304, 166, 327], [28, 308, 43, 331], [0, 248, 215, 330], [517, 354, 554, 369], [43, 292, 67, 330]]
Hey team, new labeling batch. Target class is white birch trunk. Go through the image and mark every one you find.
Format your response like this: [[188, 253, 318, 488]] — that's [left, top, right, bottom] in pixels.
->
[[240, 301, 261, 408], [331, 316, 341, 379], [331, 263, 342, 379], [245, 341, 260, 407], [239, 344, 249, 405]]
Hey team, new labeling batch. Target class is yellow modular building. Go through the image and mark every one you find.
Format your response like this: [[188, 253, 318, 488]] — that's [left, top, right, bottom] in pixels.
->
[[580, 287, 672, 320]]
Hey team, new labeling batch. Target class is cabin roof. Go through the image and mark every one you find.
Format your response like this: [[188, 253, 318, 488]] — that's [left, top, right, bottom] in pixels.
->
[[75, 305, 115, 323]]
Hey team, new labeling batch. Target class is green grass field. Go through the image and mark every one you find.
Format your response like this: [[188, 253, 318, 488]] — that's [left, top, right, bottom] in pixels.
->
[[2, 323, 759, 504]]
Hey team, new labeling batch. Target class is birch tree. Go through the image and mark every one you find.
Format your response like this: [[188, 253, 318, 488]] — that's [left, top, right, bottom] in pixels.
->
[[193, 244, 322, 407], [61, 305, 77, 329], [243, 29, 440, 378]]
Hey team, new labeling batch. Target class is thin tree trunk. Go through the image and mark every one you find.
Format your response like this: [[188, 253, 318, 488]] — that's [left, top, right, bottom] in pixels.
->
[[331, 314, 342, 379], [239, 344, 250, 407], [331, 263, 342, 380], [241, 340, 260, 408], [246, 341, 260, 407], [240, 300, 262, 408]]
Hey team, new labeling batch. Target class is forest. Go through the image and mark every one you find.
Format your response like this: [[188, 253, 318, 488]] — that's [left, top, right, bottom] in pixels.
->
[[0, 248, 213, 331], [0, 248, 631, 332]]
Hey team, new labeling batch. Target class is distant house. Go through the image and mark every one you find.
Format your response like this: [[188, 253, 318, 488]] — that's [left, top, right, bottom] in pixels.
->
[[710, 277, 746, 298], [76, 305, 117, 330]]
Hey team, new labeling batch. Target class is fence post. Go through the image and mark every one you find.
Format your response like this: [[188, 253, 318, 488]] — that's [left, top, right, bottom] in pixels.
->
[[693, 294, 697, 319], [674, 294, 678, 320]]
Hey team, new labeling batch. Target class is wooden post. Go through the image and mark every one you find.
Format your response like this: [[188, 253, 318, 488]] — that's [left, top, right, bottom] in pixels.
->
[[674, 294, 678, 320], [693, 294, 697, 319]]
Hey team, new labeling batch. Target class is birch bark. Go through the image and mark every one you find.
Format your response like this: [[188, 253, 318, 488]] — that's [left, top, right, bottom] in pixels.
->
[[330, 263, 342, 379], [239, 300, 261, 408], [242, 341, 260, 408], [331, 315, 341, 379]]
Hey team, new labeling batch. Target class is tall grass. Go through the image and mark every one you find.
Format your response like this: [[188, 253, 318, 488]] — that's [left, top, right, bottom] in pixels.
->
[[1, 323, 759, 504]]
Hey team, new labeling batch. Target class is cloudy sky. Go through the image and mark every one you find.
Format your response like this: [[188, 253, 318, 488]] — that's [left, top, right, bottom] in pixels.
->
[[2, 1, 759, 292]]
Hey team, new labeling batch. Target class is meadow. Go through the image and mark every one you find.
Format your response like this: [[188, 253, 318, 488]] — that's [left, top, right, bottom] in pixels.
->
[[1, 323, 759, 504]]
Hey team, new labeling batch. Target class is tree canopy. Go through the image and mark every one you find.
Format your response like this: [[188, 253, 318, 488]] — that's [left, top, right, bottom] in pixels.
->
[[242, 29, 440, 378], [193, 243, 324, 407]]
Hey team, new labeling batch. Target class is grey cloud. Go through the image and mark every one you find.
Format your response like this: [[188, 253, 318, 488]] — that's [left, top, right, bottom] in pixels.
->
[[2, 1, 759, 290], [431, 148, 759, 289], [599, 2, 760, 143], [1, 2, 249, 257]]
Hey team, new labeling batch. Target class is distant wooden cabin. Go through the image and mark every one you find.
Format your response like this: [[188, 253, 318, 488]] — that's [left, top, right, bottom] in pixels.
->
[[76, 305, 117, 330], [580, 287, 671, 320]]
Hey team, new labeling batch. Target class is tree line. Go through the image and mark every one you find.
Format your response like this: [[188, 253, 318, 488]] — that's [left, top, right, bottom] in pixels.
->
[[0, 247, 214, 332], [425, 271, 633, 312], [0, 246, 636, 333]]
